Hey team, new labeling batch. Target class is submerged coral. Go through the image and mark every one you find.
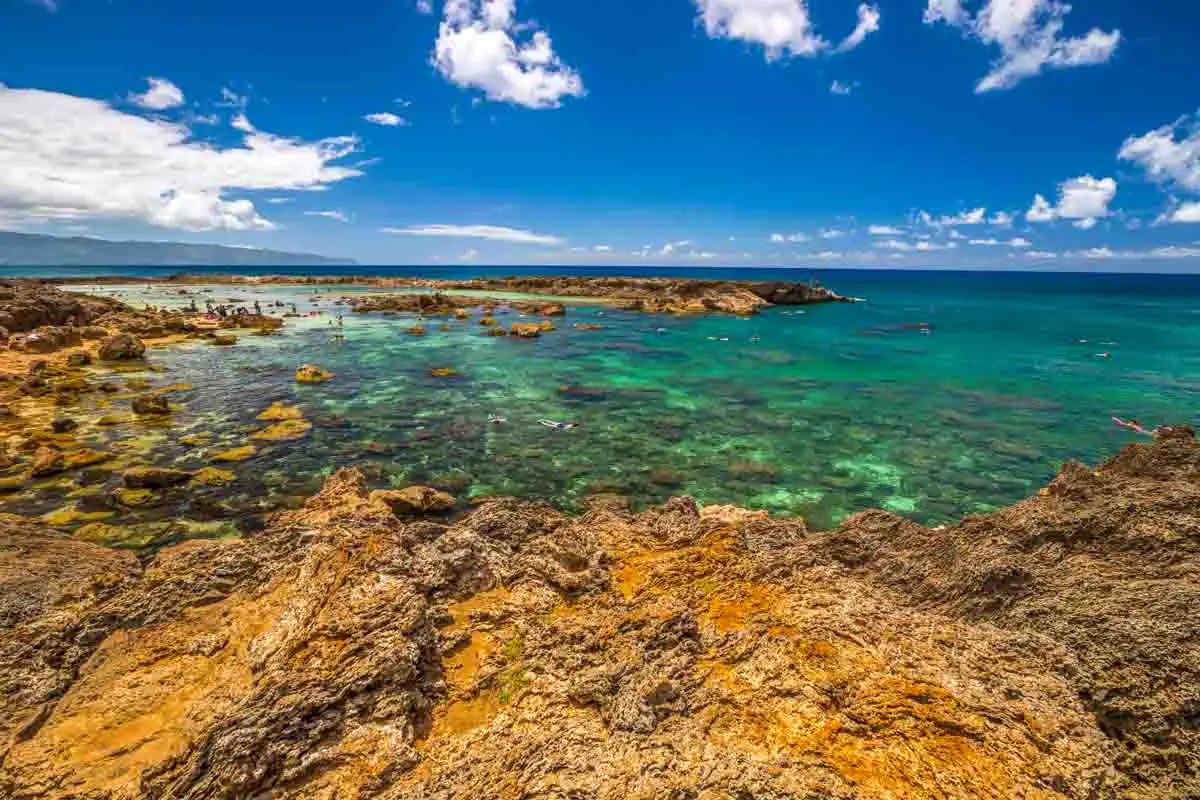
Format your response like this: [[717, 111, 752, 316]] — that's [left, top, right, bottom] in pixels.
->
[[1, 432, 1198, 798]]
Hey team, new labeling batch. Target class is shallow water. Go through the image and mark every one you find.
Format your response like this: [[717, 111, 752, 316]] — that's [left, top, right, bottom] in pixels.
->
[[8, 269, 1200, 538]]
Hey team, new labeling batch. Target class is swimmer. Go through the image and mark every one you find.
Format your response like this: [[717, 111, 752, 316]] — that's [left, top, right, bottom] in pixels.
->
[[488, 414, 508, 425], [1095, 352, 1111, 359], [1113, 417, 1152, 435], [750, 335, 761, 343], [538, 419, 578, 430]]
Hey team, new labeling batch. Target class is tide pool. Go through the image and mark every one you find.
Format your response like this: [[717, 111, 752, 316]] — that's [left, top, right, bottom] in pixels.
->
[[8, 268, 1200, 538]]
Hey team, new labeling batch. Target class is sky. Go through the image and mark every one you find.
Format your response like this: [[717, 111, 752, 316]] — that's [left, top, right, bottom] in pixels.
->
[[1, 0, 1199, 270]]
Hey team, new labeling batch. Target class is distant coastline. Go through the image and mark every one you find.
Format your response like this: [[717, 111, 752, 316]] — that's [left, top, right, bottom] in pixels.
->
[[0, 231, 353, 268]]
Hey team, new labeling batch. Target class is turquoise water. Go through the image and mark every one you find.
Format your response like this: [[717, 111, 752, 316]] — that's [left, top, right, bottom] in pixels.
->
[[11, 268, 1200, 532]]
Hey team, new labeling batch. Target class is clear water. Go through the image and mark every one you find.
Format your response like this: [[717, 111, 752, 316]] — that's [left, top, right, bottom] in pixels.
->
[[9, 267, 1200, 534]]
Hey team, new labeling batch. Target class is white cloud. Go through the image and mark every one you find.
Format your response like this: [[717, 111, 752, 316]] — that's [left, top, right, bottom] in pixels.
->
[[989, 210, 1014, 226], [1064, 245, 1200, 260], [1119, 114, 1200, 194], [0, 85, 361, 232], [1024, 250, 1058, 259], [434, 0, 584, 109], [923, 0, 1120, 93], [216, 88, 249, 109], [417, 0, 433, 13], [969, 236, 1032, 247], [266, 197, 293, 204], [130, 78, 185, 111], [459, 248, 480, 261], [1025, 175, 1116, 229], [876, 238, 956, 252], [939, 207, 986, 226], [819, 228, 846, 239], [365, 112, 409, 127], [304, 210, 349, 222], [593, 244, 612, 252], [837, 4, 881, 52], [1167, 202, 1200, 224], [694, 0, 879, 59], [381, 223, 563, 244], [770, 232, 809, 242], [868, 224, 903, 235], [830, 80, 854, 96]]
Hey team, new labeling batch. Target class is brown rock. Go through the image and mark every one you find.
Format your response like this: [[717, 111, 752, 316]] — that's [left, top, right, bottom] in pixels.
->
[[66, 351, 92, 367], [131, 393, 170, 416], [123, 466, 192, 489], [295, 364, 334, 384], [370, 485, 456, 516], [97, 332, 146, 360], [29, 446, 65, 477]]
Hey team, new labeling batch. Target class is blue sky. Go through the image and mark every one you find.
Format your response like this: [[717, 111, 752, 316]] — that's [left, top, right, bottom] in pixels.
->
[[1, 0, 1199, 269]]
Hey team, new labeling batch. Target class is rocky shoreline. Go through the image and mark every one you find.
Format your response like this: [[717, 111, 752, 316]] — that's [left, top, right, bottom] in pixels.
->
[[50, 273, 859, 315], [1, 427, 1198, 798], [3, 278, 1198, 798]]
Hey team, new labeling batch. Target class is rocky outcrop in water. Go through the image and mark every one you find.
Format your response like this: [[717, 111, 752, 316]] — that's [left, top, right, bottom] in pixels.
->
[[57, 275, 855, 316], [347, 293, 566, 317], [1, 431, 1197, 798]]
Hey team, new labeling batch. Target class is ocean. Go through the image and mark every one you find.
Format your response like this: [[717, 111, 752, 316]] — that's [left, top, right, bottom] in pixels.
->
[[7, 266, 1200, 533]]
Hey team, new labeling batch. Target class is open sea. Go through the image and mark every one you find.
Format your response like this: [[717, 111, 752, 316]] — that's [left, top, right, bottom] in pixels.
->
[[8, 266, 1200, 537]]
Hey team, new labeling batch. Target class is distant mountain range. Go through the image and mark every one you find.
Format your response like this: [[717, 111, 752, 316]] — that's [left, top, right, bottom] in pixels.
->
[[0, 232, 354, 267]]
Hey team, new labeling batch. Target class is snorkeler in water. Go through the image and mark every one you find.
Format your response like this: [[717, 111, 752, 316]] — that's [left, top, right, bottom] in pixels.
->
[[1113, 417, 1152, 435], [539, 419, 577, 430]]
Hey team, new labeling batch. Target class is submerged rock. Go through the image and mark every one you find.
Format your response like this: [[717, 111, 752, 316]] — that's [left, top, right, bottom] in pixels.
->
[[251, 419, 312, 442], [97, 332, 146, 361], [29, 446, 65, 477], [131, 393, 170, 416], [66, 351, 92, 367], [211, 445, 258, 462], [509, 322, 544, 339], [295, 364, 334, 384], [209, 333, 238, 346], [429, 368, 460, 378], [256, 402, 305, 422], [123, 466, 192, 489]]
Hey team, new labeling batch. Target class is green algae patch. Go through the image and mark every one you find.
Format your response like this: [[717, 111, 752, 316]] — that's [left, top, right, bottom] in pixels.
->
[[113, 487, 157, 508], [41, 505, 115, 526]]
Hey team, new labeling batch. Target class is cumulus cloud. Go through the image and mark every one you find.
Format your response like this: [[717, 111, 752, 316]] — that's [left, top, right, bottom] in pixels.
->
[[365, 112, 409, 126], [769, 232, 809, 243], [694, 0, 879, 59], [1119, 114, 1200, 194], [1167, 202, 1200, 224], [434, 0, 584, 109], [868, 224, 904, 235], [0, 85, 361, 232], [830, 80, 854, 96], [130, 78, 185, 111], [381, 223, 563, 244], [1026, 175, 1116, 229], [923, 0, 1120, 93], [819, 228, 846, 239]]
